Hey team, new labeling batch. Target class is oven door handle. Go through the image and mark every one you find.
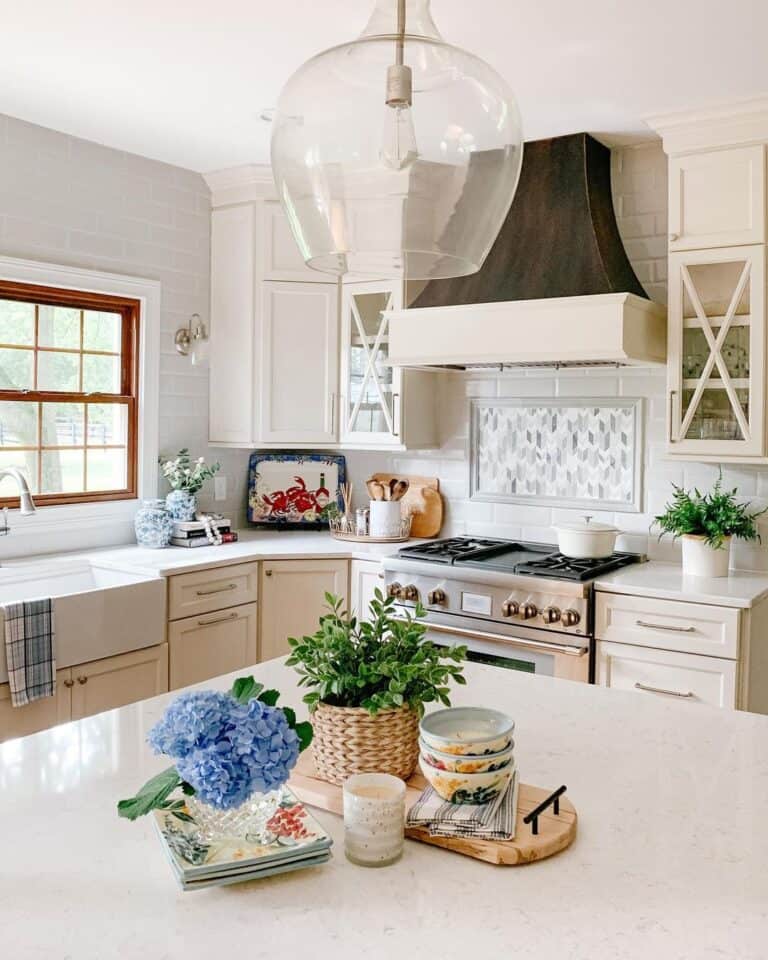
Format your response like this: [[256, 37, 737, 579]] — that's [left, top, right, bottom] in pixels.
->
[[397, 617, 589, 658]]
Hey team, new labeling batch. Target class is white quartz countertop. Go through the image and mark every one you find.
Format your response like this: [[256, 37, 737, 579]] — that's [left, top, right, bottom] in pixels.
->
[[63, 529, 407, 577], [2, 659, 767, 959], [595, 560, 768, 608]]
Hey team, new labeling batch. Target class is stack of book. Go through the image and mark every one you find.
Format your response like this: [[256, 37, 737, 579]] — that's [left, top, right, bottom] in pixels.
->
[[152, 788, 333, 891], [170, 519, 238, 548]]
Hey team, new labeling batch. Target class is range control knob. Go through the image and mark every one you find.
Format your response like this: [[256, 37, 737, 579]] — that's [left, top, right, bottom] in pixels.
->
[[501, 600, 520, 618], [427, 589, 447, 606], [561, 609, 581, 627], [387, 582, 403, 599], [521, 602, 538, 620], [403, 584, 420, 601], [541, 606, 561, 624]]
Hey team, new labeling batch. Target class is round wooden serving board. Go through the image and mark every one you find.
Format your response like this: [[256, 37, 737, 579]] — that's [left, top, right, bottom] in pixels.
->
[[289, 750, 577, 866]]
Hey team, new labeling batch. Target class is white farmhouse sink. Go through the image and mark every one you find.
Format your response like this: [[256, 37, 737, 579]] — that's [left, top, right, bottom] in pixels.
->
[[0, 560, 166, 683]]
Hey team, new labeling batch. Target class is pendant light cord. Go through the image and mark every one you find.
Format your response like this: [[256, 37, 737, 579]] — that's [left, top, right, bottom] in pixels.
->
[[396, 0, 405, 66]]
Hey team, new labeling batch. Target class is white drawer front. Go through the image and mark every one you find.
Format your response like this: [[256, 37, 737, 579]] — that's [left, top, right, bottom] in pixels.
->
[[597, 641, 737, 709], [595, 592, 739, 659], [168, 562, 258, 620]]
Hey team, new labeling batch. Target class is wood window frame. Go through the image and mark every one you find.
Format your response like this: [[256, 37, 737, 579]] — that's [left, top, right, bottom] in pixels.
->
[[0, 280, 140, 507]]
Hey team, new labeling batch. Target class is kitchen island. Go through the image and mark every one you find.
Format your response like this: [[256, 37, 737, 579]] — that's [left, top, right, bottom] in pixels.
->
[[1, 658, 766, 960]]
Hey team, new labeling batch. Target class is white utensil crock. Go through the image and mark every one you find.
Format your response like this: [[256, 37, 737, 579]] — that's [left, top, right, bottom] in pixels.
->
[[369, 500, 402, 538], [682, 535, 731, 578], [553, 515, 620, 559]]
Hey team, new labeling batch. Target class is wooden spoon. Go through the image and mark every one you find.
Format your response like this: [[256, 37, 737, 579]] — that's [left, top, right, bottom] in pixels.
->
[[391, 479, 410, 502], [367, 480, 385, 501]]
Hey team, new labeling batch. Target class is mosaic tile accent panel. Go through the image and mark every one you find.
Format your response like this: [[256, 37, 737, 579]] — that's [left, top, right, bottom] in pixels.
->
[[470, 399, 642, 512]]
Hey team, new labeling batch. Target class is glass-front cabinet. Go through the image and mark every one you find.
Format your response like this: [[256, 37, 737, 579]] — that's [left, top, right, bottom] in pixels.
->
[[668, 245, 766, 458], [340, 280, 405, 446]]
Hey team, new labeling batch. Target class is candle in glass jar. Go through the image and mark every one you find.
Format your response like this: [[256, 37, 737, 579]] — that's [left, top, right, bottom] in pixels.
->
[[343, 773, 406, 867]]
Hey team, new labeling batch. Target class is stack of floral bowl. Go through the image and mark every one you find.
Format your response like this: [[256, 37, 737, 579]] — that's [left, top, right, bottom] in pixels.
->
[[418, 707, 515, 805]]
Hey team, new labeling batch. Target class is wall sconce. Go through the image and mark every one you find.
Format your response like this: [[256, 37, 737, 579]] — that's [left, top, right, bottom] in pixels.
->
[[174, 313, 209, 365]]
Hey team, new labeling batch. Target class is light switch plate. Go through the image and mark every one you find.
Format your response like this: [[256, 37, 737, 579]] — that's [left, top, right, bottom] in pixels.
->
[[214, 475, 227, 501]]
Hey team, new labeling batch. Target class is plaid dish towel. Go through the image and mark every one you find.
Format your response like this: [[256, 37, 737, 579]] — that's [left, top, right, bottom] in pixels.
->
[[4, 598, 56, 707], [407, 770, 519, 841]]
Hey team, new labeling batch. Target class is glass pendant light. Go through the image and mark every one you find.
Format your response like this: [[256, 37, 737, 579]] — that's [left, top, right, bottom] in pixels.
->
[[270, 0, 524, 280]]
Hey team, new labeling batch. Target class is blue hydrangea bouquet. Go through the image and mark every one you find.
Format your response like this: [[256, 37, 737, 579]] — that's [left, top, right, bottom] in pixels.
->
[[117, 676, 313, 831]]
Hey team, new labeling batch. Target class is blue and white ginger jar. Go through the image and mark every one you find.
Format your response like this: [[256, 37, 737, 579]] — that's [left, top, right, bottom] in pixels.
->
[[135, 499, 173, 548], [165, 489, 197, 521]]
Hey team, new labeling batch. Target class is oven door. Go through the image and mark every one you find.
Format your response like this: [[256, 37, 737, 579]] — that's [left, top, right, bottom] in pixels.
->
[[411, 612, 590, 682]]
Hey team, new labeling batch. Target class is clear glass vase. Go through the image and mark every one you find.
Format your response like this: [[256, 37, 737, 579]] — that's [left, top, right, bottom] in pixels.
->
[[186, 788, 283, 844]]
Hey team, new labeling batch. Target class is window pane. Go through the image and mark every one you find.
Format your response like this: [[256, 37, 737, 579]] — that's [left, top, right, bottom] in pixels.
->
[[86, 448, 126, 491], [0, 348, 34, 389], [41, 449, 84, 494], [38, 306, 80, 349], [38, 351, 80, 392], [42, 403, 84, 446], [83, 353, 120, 393], [0, 451, 38, 496], [0, 301, 34, 346], [87, 404, 127, 446], [0, 401, 38, 447], [83, 311, 121, 353]]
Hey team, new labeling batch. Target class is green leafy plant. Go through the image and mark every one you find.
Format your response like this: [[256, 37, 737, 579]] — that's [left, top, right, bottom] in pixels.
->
[[654, 475, 766, 549], [286, 591, 467, 717]]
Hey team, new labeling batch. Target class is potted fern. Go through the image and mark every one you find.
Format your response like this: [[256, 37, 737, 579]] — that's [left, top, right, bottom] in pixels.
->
[[286, 591, 466, 785], [654, 477, 765, 577]]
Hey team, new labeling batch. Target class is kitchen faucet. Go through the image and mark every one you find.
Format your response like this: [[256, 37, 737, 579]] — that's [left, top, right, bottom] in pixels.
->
[[0, 467, 37, 536]]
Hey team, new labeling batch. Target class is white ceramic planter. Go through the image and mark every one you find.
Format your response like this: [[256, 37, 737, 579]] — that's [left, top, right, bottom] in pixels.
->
[[682, 535, 731, 578]]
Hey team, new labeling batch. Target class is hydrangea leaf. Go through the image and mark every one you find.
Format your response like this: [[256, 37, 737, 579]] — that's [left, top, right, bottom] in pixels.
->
[[230, 676, 264, 705], [117, 766, 181, 820]]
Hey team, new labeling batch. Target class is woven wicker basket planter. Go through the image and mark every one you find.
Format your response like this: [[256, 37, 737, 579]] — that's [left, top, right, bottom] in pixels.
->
[[311, 701, 420, 786]]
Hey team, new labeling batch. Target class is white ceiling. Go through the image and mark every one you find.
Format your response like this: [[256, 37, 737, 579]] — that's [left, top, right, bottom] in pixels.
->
[[0, 0, 765, 173]]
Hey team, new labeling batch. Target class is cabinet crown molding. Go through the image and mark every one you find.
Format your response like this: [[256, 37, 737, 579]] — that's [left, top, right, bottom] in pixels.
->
[[646, 95, 768, 155], [204, 164, 276, 207]]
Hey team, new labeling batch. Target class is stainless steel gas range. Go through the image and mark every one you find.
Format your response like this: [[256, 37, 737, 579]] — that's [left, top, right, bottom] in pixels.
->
[[383, 537, 645, 683]]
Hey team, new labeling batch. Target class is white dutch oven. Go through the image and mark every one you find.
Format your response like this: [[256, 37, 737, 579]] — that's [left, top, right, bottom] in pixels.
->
[[554, 515, 620, 559]]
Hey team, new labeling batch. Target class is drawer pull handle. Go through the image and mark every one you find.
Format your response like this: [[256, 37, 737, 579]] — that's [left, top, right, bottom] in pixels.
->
[[635, 619, 696, 633], [634, 681, 695, 699], [195, 583, 238, 597], [63, 678, 74, 688], [197, 612, 239, 627], [76, 676, 88, 685]]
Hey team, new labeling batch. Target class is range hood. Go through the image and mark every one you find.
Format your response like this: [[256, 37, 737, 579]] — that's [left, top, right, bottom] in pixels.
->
[[386, 132, 666, 369]]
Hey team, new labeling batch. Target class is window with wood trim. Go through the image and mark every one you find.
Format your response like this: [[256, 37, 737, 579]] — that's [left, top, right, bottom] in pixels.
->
[[0, 281, 139, 506]]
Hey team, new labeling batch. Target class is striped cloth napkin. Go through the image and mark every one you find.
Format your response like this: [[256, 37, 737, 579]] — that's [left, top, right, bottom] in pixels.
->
[[407, 770, 519, 841], [4, 598, 56, 707]]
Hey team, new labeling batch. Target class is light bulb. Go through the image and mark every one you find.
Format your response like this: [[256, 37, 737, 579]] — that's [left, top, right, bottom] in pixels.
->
[[381, 103, 418, 170]]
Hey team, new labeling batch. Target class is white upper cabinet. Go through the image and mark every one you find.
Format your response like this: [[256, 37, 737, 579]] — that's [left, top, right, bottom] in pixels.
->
[[261, 201, 336, 282], [209, 205, 256, 444], [340, 280, 438, 449], [259, 281, 340, 443], [669, 146, 766, 252], [667, 245, 766, 458]]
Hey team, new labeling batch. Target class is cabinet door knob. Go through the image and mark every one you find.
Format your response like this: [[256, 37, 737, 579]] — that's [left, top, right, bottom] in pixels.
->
[[669, 232, 679, 242], [76, 676, 88, 685], [265, 569, 272, 577], [63, 678, 74, 688]]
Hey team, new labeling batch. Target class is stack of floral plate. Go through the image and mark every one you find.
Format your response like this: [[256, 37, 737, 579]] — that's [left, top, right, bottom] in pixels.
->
[[418, 707, 515, 806]]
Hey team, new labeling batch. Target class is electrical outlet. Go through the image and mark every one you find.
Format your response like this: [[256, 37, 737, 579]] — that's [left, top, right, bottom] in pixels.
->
[[214, 475, 227, 501]]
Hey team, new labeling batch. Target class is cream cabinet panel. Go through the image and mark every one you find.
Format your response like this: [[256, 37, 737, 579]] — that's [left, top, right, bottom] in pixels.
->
[[667, 245, 766, 458], [260, 559, 348, 661], [261, 201, 335, 283], [259, 282, 340, 443], [597, 640, 737, 709], [168, 562, 259, 621], [669, 146, 765, 251], [70, 645, 169, 721], [0, 669, 72, 743], [169, 604, 258, 690], [209, 204, 256, 444], [350, 559, 384, 622], [595, 592, 739, 658]]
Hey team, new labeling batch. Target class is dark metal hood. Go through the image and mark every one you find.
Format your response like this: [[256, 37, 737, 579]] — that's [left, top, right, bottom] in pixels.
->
[[411, 132, 647, 310]]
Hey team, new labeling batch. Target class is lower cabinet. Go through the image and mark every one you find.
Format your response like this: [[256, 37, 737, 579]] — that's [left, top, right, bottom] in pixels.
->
[[0, 644, 168, 743], [350, 559, 384, 622], [260, 559, 348, 661], [169, 603, 258, 690], [596, 640, 737, 709]]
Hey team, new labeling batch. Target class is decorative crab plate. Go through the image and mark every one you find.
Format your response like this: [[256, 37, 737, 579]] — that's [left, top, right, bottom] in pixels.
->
[[247, 452, 346, 528]]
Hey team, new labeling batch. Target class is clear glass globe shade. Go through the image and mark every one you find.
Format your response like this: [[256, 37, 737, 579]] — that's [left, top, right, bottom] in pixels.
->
[[271, 0, 523, 280]]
